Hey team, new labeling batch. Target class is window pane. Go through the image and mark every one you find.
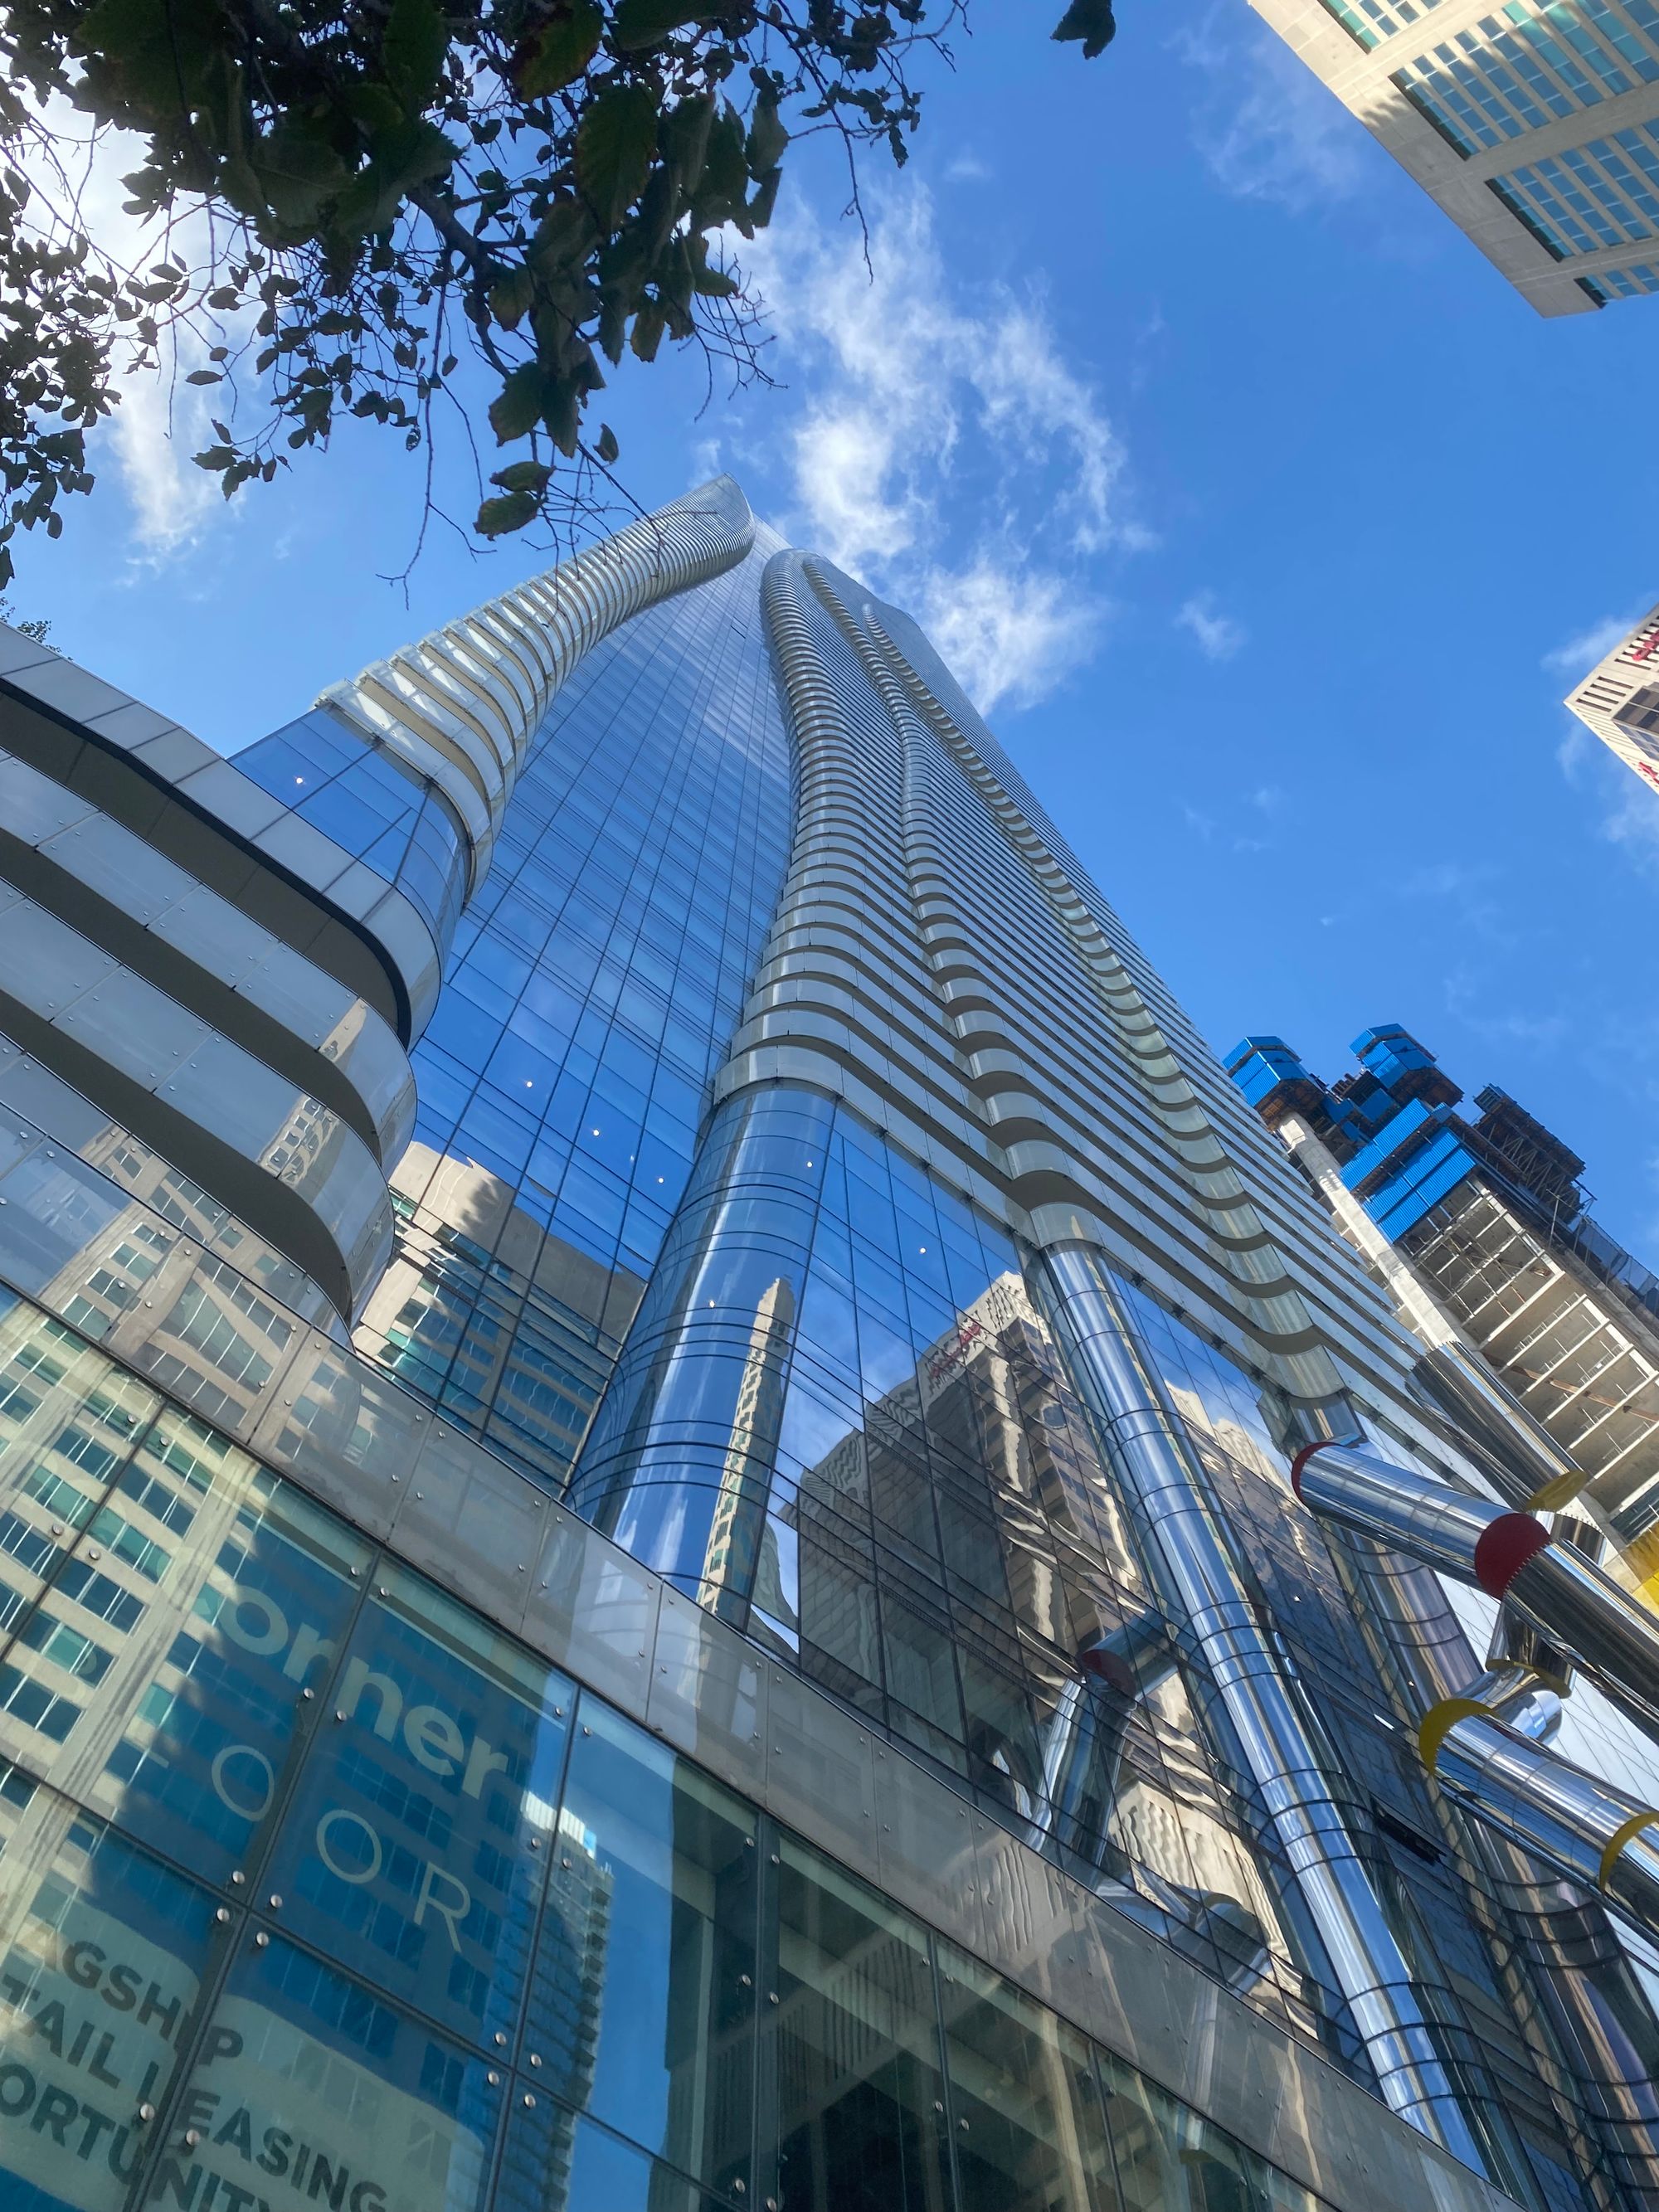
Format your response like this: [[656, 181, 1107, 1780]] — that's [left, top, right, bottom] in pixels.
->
[[169, 1932, 506, 2212], [0, 1302, 158, 1653], [936, 1940, 1118, 2212], [1097, 2049, 1304, 2212], [4, 1412, 367, 1887], [766, 1834, 952, 2212], [525, 1700, 757, 2196], [498, 2106, 724, 2212], [0, 1772, 223, 2212], [266, 1563, 572, 2053]]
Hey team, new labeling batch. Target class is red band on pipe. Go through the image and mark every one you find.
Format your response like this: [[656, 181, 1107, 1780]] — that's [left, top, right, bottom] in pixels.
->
[[1472, 1513, 1551, 1598], [1288, 1441, 1332, 1501], [1080, 1647, 1136, 1697]]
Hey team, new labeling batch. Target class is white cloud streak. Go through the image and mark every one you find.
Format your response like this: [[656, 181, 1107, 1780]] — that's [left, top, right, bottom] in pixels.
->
[[745, 188, 1126, 715], [1174, 9, 1368, 213], [1175, 591, 1246, 661], [1540, 600, 1655, 678], [34, 109, 229, 562]]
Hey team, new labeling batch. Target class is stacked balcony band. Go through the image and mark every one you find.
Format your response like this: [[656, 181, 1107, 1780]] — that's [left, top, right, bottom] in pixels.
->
[[566, 542, 1540, 2197], [317, 477, 757, 930]]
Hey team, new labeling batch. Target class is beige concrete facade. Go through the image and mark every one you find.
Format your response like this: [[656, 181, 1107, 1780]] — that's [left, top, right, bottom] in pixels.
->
[[1564, 600, 1659, 795], [1249, 0, 1659, 314]]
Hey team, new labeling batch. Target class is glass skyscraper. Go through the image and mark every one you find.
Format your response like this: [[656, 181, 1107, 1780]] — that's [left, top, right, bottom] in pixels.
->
[[0, 478, 1656, 2212]]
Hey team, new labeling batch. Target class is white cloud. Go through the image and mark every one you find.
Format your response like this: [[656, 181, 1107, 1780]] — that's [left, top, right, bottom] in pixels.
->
[[1175, 9, 1369, 213], [35, 109, 230, 562], [744, 188, 1127, 715], [1556, 717, 1596, 781], [1599, 762, 1659, 878], [1175, 591, 1246, 661], [912, 557, 1096, 717], [1441, 961, 1569, 1050], [1405, 858, 1515, 946], [1540, 600, 1655, 678], [942, 152, 990, 184]]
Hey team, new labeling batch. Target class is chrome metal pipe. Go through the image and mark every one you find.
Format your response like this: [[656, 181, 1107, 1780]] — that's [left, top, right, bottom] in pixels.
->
[[1424, 1699, 1659, 1935], [1295, 1441, 1659, 1748], [1037, 1245, 1515, 2180], [1414, 1339, 1584, 1510], [1506, 1543, 1659, 1744], [1329, 1530, 1659, 2207]]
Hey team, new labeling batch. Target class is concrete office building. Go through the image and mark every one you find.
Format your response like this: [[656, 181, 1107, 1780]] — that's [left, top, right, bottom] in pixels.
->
[[1249, 0, 1659, 311], [0, 481, 1657, 2212], [1564, 601, 1659, 796]]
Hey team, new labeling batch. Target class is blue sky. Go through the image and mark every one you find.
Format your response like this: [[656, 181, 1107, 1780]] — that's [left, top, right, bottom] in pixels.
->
[[13, 0, 1659, 1251]]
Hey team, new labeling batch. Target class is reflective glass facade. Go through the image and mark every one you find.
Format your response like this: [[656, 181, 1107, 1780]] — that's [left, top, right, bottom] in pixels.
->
[[0, 494, 1654, 2212], [0, 1277, 1331, 2212], [250, 538, 795, 1493]]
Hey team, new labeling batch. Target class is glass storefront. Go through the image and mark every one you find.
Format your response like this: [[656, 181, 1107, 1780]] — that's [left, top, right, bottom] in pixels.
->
[[0, 1277, 1326, 2212]]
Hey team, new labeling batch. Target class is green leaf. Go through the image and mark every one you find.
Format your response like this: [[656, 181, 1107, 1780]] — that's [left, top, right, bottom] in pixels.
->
[[489, 362, 546, 442], [250, 113, 353, 229], [661, 90, 713, 191], [489, 264, 537, 329], [692, 103, 747, 224], [630, 300, 667, 362], [382, 0, 449, 112], [331, 119, 456, 236], [611, 0, 704, 49], [1052, 0, 1115, 59], [746, 93, 787, 177], [528, 197, 598, 273], [476, 490, 540, 536], [691, 258, 737, 298], [596, 422, 619, 463], [576, 81, 659, 227], [596, 290, 628, 363], [515, 0, 603, 95], [747, 165, 781, 231], [490, 459, 552, 493]]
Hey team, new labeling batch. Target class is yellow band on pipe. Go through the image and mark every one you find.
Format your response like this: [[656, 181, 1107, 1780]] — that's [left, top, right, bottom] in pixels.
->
[[1598, 1808, 1659, 1895], [1418, 1697, 1490, 1772], [1523, 1472, 1587, 1513]]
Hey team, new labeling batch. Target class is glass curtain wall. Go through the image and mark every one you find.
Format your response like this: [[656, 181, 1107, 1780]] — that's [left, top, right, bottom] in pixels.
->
[[242, 542, 796, 1495], [0, 1276, 1330, 2212], [567, 1084, 1598, 2201]]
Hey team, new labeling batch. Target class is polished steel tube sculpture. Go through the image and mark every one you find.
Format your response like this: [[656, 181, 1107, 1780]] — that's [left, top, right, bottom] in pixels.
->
[[1292, 1438, 1659, 1930], [1291, 1440, 1659, 1744], [1039, 1246, 1516, 2178]]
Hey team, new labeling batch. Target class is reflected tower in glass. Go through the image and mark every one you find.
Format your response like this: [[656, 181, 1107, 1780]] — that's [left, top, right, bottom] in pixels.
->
[[0, 479, 1653, 2212]]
